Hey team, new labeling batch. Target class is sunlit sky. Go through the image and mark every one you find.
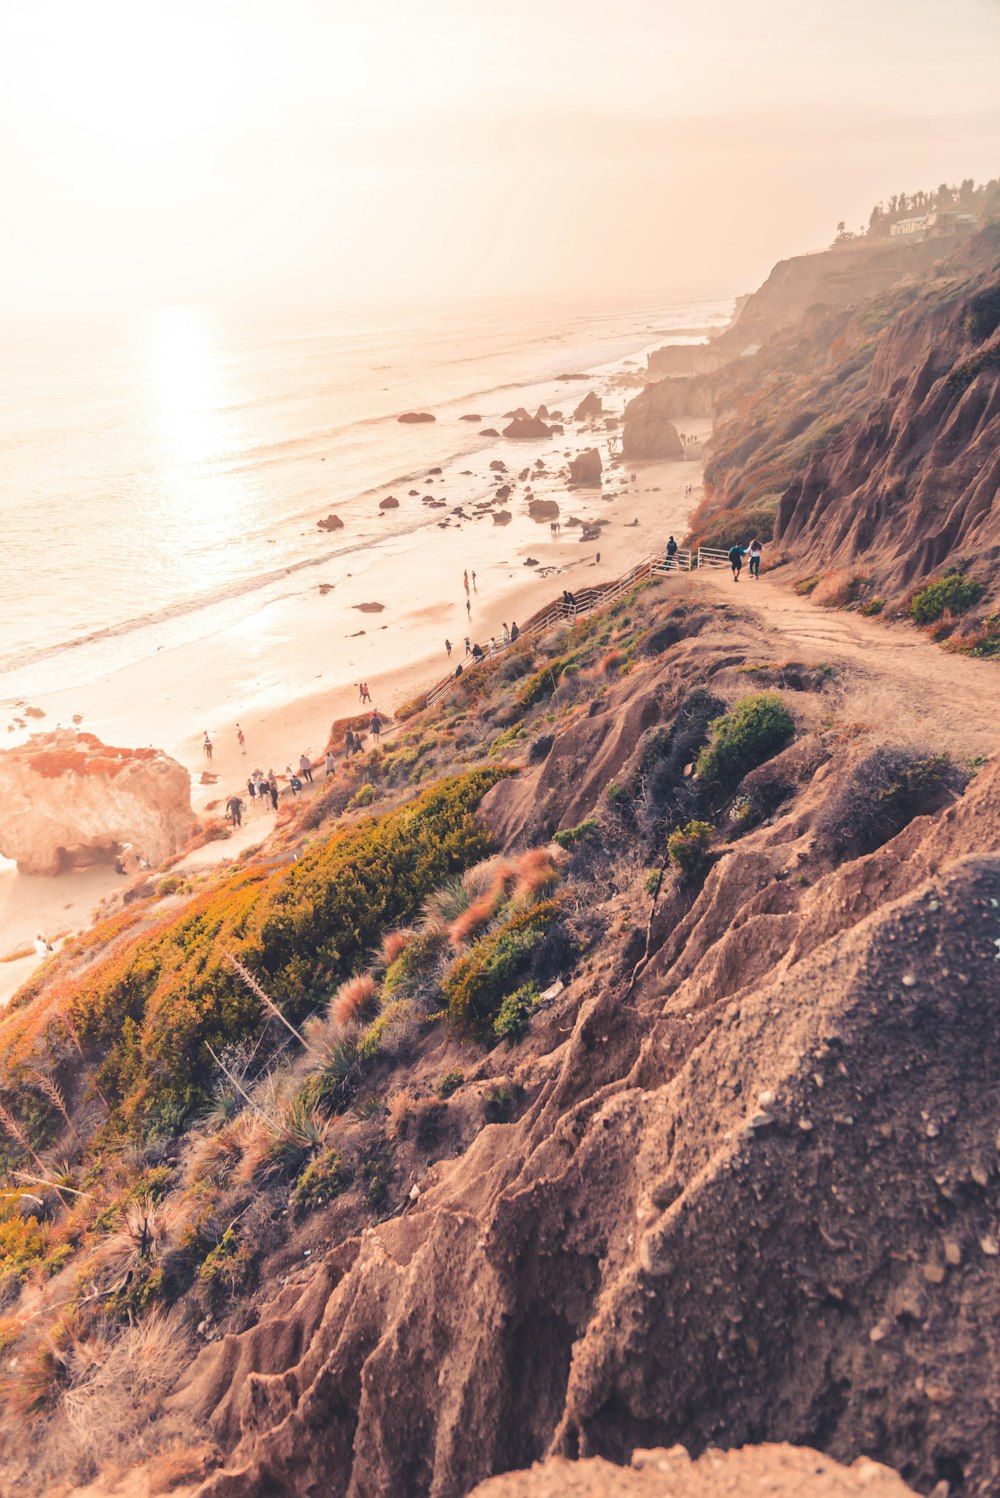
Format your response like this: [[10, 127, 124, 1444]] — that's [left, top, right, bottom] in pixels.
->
[[2, 0, 998, 318]]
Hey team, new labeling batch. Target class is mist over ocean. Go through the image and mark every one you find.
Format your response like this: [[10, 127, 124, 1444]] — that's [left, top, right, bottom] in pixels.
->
[[0, 296, 729, 704]]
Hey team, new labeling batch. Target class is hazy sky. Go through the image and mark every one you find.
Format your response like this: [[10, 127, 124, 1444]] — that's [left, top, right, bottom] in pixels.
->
[[1, 0, 998, 317]]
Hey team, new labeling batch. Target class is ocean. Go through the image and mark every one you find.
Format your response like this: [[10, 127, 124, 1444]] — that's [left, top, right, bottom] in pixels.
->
[[0, 296, 730, 705]]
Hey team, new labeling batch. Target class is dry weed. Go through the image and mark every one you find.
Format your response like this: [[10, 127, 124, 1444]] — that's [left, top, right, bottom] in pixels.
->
[[380, 928, 413, 966], [385, 1087, 417, 1142]]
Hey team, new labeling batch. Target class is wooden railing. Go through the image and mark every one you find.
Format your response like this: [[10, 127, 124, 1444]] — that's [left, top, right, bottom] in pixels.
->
[[421, 547, 694, 710], [696, 546, 731, 569]]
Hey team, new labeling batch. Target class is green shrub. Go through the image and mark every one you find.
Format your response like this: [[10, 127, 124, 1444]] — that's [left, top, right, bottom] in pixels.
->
[[67, 769, 506, 1135], [552, 818, 600, 849], [359, 999, 414, 1059], [0, 1202, 48, 1289], [292, 1147, 348, 1214], [861, 597, 885, 616], [198, 1227, 256, 1311], [795, 575, 821, 595], [493, 983, 541, 1043], [396, 694, 428, 722], [382, 931, 445, 1001], [909, 573, 986, 625], [437, 1068, 464, 1099], [644, 868, 663, 896], [443, 900, 561, 1037], [667, 820, 714, 880], [349, 782, 376, 809], [695, 693, 794, 789], [516, 656, 570, 709]]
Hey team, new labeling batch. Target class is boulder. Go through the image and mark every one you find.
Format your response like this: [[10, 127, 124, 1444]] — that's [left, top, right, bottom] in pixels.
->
[[573, 391, 603, 421], [621, 387, 685, 460], [480, 428, 500, 438], [492, 510, 512, 525], [460, 413, 482, 422], [379, 496, 399, 510], [397, 411, 436, 424], [535, 405, 550, 420], [0, 731, 196, 877], [489, 460, 507, 472], [495, 484, 511, 501], [528, 499, 560, 521], [568, 448, 603, 487], [317, 513, 344, 531], [503, 416, 551, 440]]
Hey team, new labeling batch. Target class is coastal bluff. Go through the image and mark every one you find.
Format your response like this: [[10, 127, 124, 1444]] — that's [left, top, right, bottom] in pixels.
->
[[0, 730, 195, 876]]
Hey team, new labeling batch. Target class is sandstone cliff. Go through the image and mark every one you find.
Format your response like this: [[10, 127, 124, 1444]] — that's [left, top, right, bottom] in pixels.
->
[[0, 730, 195, 875], [621, 387, 686, 459]]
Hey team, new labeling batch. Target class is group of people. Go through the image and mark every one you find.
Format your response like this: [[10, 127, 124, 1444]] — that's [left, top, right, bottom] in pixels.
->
[[729, 539, 764, 582], [561, 590, 578, 615]]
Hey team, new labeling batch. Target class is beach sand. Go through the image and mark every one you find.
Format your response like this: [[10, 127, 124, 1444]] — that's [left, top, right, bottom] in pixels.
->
[[0, 409, 710, 1000]]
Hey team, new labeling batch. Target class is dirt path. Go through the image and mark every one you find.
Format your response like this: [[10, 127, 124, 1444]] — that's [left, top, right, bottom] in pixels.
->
[[683, 569, 1000, 756]]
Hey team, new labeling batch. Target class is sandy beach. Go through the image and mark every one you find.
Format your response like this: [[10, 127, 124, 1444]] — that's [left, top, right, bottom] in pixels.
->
[[0, 373, 709, 998]]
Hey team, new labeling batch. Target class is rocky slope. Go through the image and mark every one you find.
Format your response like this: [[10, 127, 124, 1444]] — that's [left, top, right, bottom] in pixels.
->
[[0, 730, 195, 875], [1, 580, 997, 1498]]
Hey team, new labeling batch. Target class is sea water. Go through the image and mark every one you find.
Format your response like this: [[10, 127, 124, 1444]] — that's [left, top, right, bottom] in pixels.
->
[[0, 295, 730, 704]]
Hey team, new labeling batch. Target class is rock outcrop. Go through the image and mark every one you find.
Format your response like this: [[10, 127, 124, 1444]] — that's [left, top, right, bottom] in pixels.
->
[[378, 496, 399, 510], [621, 390, 685, 460], [397, 411, 436, 423], [0, 731, 195, 876], [316, 514, 343, 531], [568, 448, 602, 486], [573, 391, 603, 421], [504, 415, 552, 440]]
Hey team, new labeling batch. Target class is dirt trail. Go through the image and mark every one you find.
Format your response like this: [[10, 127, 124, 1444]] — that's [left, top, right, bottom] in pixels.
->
[[683, 569, 1000, 755]]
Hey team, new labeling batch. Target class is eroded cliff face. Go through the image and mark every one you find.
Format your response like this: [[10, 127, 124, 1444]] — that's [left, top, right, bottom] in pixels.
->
[[674, 224, 1000, 612], [0, 730, 195, 875]]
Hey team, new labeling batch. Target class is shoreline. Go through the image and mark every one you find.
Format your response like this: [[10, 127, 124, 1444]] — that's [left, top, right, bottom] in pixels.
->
[[0, 333, 711, 997]]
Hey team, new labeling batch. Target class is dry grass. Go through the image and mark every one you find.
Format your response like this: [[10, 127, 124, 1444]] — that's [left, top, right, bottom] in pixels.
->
[[831, 672, 988, 758], [331, 972, 379, 1028], [600, 649, 625, 675], [380, 928, 413, 967], [188, 1116, 252, 1187], [448, 892, 500, 948], [385, 1087, 417, 1142], [511, 848, 558, 902]]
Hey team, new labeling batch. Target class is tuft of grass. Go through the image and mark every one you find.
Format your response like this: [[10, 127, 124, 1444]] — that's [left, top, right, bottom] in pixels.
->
[[331, 972, 379, 1028], [552, 818, 600, 849], [437, 1068, 464, 1099], [292, 1147, 349, 1214]]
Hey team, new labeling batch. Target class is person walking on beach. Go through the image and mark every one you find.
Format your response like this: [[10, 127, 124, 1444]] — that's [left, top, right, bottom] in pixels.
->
[[361, 682, 372, 704], [445, 638, 452, 657], [203, 732, 213, 761], [466, 597, 471, 617], [369, 710, 382, 743], [236, 723, 246, 755], [748, 538, 763, 579], [463, 569, 469, 594], [267, 772, 279, 809], [226, 793, 244, 828], [728, 544, 746, 582], [665, 535, 678, 569], [471, 570, 477, 590]]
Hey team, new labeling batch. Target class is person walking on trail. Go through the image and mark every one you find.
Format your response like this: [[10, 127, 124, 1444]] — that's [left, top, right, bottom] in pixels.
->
[[226, 793, 244, 827], [246, 774, 257, 812], [502, 623, 510, 646], [299, 752, 314, 785], [267, 772, 279, 810], [288, 772, 303, 797], [344, 727, 356, 758], [510, 621, 519, 643], [369, 710, 382, 743], [34, 933, 53, 959], [748, 538, 763, 579], [728, 544, 746, 582], [203, 732, 213, 761], [236, 723, 246, 755], [325, 750, 336, 777], [665, 535, 678, 569], [445, 638, 452, 657], [464, 636, 471, 655]]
